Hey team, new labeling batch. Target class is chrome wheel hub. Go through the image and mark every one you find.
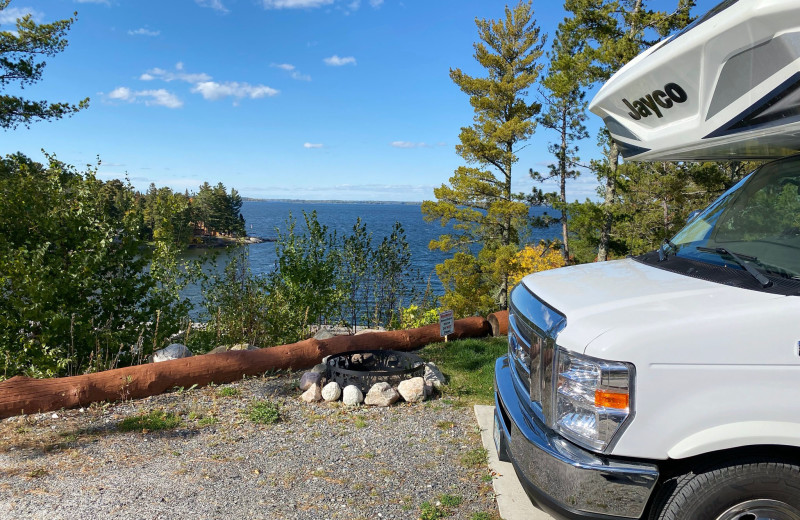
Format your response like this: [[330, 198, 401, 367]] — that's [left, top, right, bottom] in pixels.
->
[[716, 499, 800, 520]]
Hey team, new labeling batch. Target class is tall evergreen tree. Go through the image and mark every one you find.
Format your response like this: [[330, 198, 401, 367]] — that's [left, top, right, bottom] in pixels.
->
[[422, 1, 545, 315], [564, 0, 694, 260], [531, 18, 590, 263]]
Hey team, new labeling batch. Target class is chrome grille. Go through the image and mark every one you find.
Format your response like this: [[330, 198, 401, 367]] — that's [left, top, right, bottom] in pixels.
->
[[507, 284, 567, 424]]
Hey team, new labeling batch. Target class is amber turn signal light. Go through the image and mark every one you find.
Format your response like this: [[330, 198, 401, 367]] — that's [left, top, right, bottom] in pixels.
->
[[595, 390, 629, 409]]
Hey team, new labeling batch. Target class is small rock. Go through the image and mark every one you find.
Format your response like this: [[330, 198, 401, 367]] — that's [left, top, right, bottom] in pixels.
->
[[229, 343, 259, 351], [321, 355, 331, 364], [424, 362, 446, 389], [322, 382, 342, 402], [207, 345, 229, 355], [152, 343, 193, 362], [397, 377, 426, 403], [342, 385, 364, 406], [51, 413, 59, 419], [364, 382, 400, 407], [301, 384, 322, 403], [314, 329, 337, 341], [298, 371, 321, 391], [311, 363, 328, 375]]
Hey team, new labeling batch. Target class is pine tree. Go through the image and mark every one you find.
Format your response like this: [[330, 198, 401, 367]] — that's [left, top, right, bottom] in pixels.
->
[[0, 1, 89, 129], [422, 1, 544, 315], [530, 17, 590, 263], [564, 0, 694, 260]]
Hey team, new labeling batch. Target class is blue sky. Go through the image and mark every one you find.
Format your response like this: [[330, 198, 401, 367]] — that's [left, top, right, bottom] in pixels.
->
[[2, 0, 720, 202]]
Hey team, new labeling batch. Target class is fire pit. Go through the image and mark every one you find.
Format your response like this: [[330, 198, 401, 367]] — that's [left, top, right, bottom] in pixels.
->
[[325, 350, 426, 394]]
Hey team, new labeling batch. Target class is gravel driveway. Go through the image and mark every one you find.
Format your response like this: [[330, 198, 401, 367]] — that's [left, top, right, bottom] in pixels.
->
[[0, 372, 499, 519]]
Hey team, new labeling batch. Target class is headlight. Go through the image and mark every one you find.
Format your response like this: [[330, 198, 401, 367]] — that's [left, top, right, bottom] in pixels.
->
[[554, 347, 634, 452]]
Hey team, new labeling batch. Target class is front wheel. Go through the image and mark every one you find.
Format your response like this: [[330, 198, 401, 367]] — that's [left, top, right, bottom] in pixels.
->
[[650, 459, 800, 520]]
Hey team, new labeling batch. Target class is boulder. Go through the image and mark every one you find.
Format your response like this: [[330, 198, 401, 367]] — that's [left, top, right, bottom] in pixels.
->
[[342, 385, 364, 406], [311, 363, 328, 375], [152, 343, 193, 362], [301, 384, 322, 403], [321, 382, 342, 402], [207, 345, 229, 355], [364, 382, 400, 407], [424, 362, 446, 389], [314, 329, 337, 341], [229, 343, 259, 351], [397, 377, 426, 403], [298, 371, 321, 391]]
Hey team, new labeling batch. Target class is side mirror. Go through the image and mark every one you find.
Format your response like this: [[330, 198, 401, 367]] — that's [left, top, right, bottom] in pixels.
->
[[686, 209, 702, 223]]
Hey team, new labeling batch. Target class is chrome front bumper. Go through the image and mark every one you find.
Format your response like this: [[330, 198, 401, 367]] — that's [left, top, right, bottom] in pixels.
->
[[494, 356, 659, 520]]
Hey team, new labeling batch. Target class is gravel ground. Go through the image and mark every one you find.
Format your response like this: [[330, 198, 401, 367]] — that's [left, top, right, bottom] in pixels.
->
[[0, 373, 499, 520]]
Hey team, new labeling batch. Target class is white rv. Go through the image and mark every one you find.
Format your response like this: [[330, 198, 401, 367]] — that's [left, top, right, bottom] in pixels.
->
[[493, 1, 800, 519]]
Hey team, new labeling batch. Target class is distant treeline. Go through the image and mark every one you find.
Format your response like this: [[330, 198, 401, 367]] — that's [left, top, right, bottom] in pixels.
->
[[103, 179, 245, 246]]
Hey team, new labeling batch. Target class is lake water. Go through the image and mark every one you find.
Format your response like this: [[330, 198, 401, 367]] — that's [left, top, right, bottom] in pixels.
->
[[182, 200, 561, 312]]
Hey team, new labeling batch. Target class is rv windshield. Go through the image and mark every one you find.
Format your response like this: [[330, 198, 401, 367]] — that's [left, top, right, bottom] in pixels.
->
[[667, 155, 800, 279]]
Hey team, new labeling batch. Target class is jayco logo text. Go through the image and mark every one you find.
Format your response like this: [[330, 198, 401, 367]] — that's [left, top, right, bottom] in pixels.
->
[[622, 83, 688, 120]]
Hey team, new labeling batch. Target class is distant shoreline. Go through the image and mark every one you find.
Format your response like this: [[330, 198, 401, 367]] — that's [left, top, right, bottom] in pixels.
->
[[241, 198, 422, 205]]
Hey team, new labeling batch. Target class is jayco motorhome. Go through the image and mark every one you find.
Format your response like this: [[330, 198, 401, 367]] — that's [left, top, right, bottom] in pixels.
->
[[493, 1, 800, 519]]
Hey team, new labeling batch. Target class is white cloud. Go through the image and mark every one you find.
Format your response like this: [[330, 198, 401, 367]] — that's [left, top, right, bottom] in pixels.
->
[[303, 143, 323, 149], [323, 55, 356, 66], [0, 7, 43, 25], [128, 27, 160, 37], [261, 0, 334, 8], [107, 87, 183, 108], [369, 0, 383, 6], [195, 0, 229, 13], [391, 141, 430, 149], [270, 63, 311, 81], [140, 64, 211, 84], [191, 81, 279, 101]]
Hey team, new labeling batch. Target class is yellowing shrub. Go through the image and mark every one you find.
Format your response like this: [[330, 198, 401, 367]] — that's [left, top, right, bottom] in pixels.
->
[[509, 244, 566, 286]]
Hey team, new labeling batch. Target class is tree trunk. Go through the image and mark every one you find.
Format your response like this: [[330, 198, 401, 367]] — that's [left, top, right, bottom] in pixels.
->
[[560, 107, 570, 263], [0, 317, 491, 419], [597, 142, 619, 261]]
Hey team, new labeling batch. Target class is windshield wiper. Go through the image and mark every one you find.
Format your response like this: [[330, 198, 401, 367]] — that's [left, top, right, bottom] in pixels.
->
[[658, 239, 678, 262], [696, 246, 772, 288]]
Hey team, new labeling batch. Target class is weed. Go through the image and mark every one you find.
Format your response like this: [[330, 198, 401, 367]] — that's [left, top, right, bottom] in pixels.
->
[[198, 415, 219, 427], [26, 467, 49, 479], [118, 410, 180, 432], [436, 420, 456, 430], [354, 415, 368, 428], [216, 387, 240, 397], [481, 473, 494, 483], [470, 513, 497, 520], [460, 447, 488, 469], [247, 400, 281, 425], [438, 494, 462, 508], [420, 501, 448, 520]]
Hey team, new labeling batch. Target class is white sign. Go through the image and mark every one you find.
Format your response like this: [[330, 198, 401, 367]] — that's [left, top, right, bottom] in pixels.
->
[[439, 310, 454, 337]]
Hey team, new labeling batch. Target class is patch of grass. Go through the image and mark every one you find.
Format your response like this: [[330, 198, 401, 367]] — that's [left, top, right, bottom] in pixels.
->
[[480, 473, 494, 483], [118, 410, 181, 432], [419, 337, 507, 404], [460, 447, 488, 469], [436, 420, 456, 430], [438, 494, 462, 508], [420, 501, 448, 520], [26, 467, 49, 479], [216, 387, 240, 397], [354, 415, 368, 428], [198, 415, 219, 427], [470, 513, 499, 520], [247, 400, 281, 425]]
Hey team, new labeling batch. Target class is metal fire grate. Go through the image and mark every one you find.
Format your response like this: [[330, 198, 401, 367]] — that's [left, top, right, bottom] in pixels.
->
[[325, 350, 425, 394]]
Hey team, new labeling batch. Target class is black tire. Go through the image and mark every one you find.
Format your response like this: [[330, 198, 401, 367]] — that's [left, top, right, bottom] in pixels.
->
[[650, 459, 800, 520]]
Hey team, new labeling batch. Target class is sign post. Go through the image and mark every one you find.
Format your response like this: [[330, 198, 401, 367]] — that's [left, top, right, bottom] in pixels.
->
[[439, 310, 454, 342]]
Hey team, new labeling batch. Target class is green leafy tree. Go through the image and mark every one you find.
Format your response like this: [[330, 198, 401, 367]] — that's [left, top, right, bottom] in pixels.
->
[[0, 0, 89, 129], [530, 18, 590, 263], [0, 154, 189, 377], [564, 0, 694, 260], [423, 1, 545, 315]]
